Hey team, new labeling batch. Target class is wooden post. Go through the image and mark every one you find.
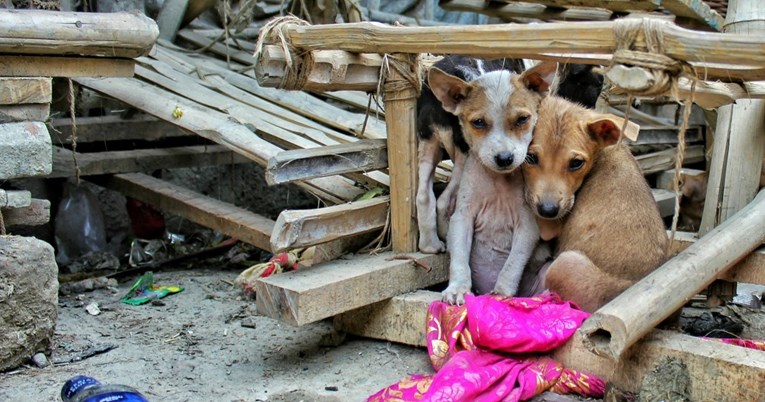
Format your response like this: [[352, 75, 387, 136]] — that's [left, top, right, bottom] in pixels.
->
[[698, 0, 765, 305], [383, 53, 419, 252], [579, 189, 765, 359]]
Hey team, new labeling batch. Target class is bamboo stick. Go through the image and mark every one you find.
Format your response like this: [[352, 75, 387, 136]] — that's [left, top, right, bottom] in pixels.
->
[[270, 19, 765, 78], [0, 10, 158, 58], [579, 189, 765, 360], [383, 54, 419, 252]]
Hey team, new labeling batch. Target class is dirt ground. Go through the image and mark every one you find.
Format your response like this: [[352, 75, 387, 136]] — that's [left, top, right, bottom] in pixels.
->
[[0, 266, 433, 402]]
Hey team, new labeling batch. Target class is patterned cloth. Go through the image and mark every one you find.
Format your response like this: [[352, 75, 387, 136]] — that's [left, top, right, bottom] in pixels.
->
[[368, 293, 605, 402]]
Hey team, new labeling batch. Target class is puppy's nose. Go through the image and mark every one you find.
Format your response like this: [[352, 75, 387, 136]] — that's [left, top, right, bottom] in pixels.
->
[[494, 152, 514, 168], [537, 202, 559, 218]]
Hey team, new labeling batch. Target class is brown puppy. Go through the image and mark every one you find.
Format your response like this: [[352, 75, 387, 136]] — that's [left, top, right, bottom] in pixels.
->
[[522, 96, 668, 312]]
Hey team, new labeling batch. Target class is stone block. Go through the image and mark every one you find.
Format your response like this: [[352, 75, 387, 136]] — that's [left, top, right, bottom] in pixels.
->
[[0, 236, 58, 371], [0, 122, 52, 180]]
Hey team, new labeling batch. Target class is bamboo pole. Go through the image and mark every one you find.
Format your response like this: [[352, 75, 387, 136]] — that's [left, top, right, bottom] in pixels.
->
[[383, 54, 419, 253], [273, 18, 765, 73], [698, 0, 765, 306], [578, 189, 765, 360], [0, 10, 158, 58]]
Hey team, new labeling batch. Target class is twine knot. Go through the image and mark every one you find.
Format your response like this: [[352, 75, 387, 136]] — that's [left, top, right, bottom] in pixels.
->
[[253, 16, 312, 90]]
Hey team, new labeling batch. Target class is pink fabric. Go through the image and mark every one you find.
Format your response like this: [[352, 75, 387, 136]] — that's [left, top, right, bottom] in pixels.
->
[[368, 292, 604, 402]]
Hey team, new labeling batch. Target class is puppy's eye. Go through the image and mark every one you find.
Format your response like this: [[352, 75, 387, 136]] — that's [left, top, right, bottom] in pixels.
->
[[471, 118, 487, 129], [525, 153, 538, 166], [514, 115, 530, 127], [568, 159, 585, 171]]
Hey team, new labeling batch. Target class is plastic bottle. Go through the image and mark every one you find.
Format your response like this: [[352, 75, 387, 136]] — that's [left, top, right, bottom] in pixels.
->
[[60, 375, 149, 402]]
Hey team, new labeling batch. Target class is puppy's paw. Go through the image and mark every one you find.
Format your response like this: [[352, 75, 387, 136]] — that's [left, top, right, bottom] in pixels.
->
[[418, 235, 446, 254], [442, 282, 471, 305], [492, 281, 518, 298]]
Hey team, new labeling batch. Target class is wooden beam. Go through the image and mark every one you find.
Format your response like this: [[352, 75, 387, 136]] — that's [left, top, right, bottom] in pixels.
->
[[0, 189, 32, 209], [0, 78, 52, 105], [255, 45, 383, 92], [0, 56, 135, 78], [662, 0, 724, 31], [554, 328, 765, 399], [384, 54, 418, 253], [254, 251, 449, 326], [440, 0, 613, 21], [103, 172, 274, 251], [0, 104, 49, 123], [652, 188, 675, 218], [636, 145, 705, 175], [0, 10, 158, 58], [3, 199, 50, 227], [270, 196, 389, 253], [49, 114, 193, 144], [579, 189, 765, 359], [50, 145, 250, 178], [266, 139, 387, 185], [156, 0, 189, 42], [334, 290, 438, 347], [492, 0, 658, 13]]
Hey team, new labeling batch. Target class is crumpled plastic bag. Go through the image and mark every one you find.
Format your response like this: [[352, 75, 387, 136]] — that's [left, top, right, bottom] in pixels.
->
[[54, 183, 107, 267]]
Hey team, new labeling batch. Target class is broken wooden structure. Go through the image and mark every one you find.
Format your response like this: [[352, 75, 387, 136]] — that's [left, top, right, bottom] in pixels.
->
[[8, 0, 764, 399], [240, 1, 765, 399]]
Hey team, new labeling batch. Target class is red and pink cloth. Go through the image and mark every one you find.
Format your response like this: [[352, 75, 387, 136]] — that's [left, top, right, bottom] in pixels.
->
[[368, 292, 605, 402]]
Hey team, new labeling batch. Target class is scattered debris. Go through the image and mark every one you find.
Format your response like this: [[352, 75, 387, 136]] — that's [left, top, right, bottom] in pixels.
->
[[31, 352, 49, 368], [240, 316, 257, 328], [59, 276, 118, 296], [85, 302, 101, 316], [53, 344, 119, 365], [120, 272, 184, 306]]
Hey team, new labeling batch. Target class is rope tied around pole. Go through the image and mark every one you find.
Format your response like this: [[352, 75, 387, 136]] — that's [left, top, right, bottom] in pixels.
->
[[253, 15, 312, 90], [380, 53, 422, 102], [608, 18, 692, 99], [606, 18, 700, 251]]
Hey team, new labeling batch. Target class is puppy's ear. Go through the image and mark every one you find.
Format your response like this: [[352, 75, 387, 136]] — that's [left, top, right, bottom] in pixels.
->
[[428, 67, 471, 115], [520, 61, 558, 95], [587, 114, 640, 145]]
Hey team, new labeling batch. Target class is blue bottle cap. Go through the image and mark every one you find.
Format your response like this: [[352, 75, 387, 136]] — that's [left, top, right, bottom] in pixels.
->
[[61, 375, 100, 400]]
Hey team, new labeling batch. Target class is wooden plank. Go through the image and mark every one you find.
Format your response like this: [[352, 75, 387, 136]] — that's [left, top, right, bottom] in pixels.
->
[[678, 78, 765, 109], [103, 172, 274, 251], [0, 77, 52, 105], [384, 54, 418, 253], [0, 56, 135, 78], [0, 189, 32, 209], [492, 0, 658, 13], [636, 144, 705, 175], [271, 196, 389, 253], [49, 114, 193, 144], [554, 328, 765, 399], [3, 198, 50, 226], [334, 290, 438, 347], [50, 145, 250, 178], [274, 19, 765, 79], [256, 45, 383, 92], [156, 0, 189, 42], [652, 188, 675, 218], [700, 0, 765, 233], [662, 0, 724, 31], [0, 10, 158, 58], [266, 139, 387, 185], [0, 104, 49, 123], [579, 189, 765, 359], [255, 252, 449, 326], [439, 0, 613, 21], [75, 76, 362, 204]]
